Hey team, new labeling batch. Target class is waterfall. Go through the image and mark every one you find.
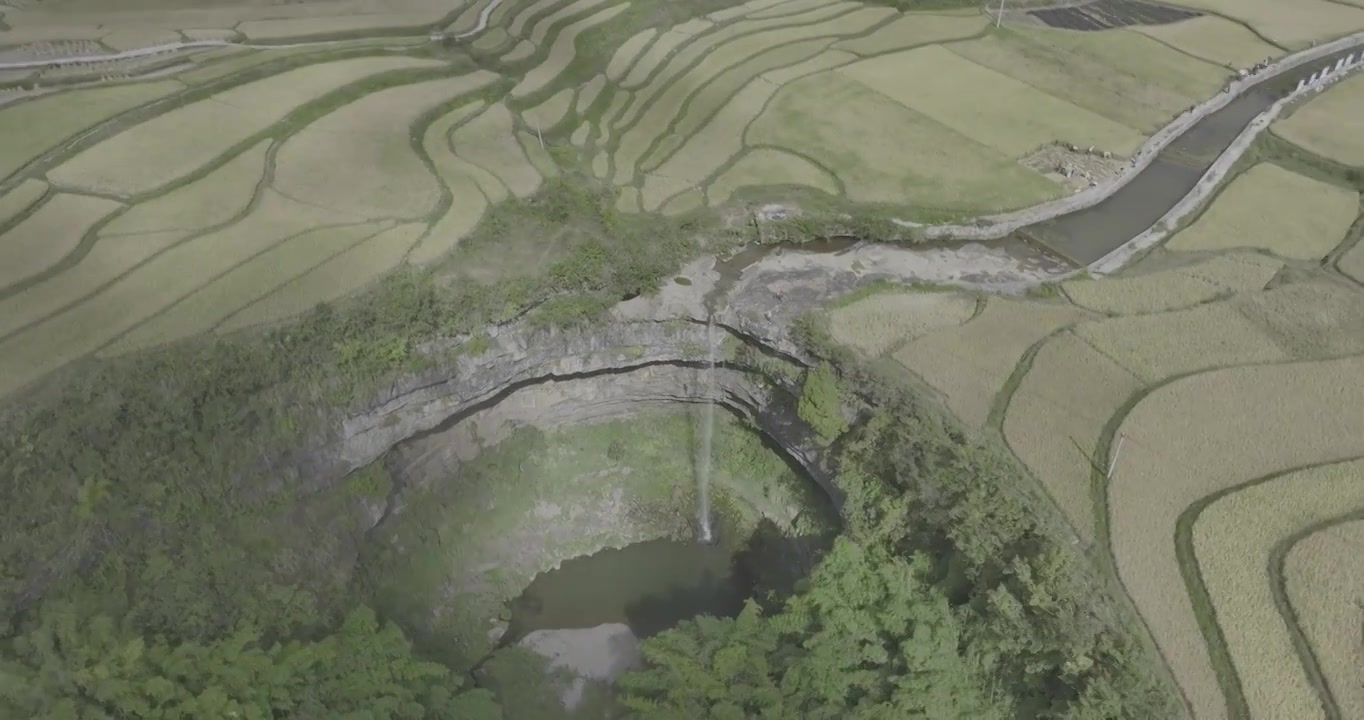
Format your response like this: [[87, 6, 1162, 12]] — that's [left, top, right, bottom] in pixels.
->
[[696, 317, 717, 544]]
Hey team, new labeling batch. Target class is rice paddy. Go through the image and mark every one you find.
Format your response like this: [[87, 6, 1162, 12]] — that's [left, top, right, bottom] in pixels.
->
[[1165, 0, 1364, 49], [273, 72, 500, 220], [1165, 163, 1359, 259], [706, 147, 839, 205], [0, 192, 122, 290], [947, 27, 1230, 132], [1192, 459, 1364, 720], [893, 297, 1090, 429], [838, 44, 1146, 157], [1283, 519, 1364, 720], [1003, 331, 1141, 543], [48, 56, 444, 195], [1108, 356, 1364, 720], [0, 80, 181, 181], [1060, 253, 1282, 315], [746, 71, 1061, 209], [1131, 16, 1282, 68], [828, 290, 977, 358], [1275, 72, 1364, 169]]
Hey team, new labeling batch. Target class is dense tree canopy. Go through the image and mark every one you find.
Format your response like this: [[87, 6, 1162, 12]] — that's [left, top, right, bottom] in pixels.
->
[[0, 605, 499, 720]]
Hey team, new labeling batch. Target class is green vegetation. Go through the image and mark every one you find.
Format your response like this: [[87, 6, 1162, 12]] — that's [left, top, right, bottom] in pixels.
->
[[621, 357, 1180, 718], [1, 604, 501, 719], [797, 362, 847, 443], [357, 411, 834, 671]]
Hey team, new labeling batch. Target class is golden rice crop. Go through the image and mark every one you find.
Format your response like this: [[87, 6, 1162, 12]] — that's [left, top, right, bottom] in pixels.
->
[[1062, 253, 1282, 315], [746, 70, 1059, 210], [641, 76, 781, 201], [1074, 301, 1289, 382], [526, 0, 612, 47], [512, 3, 629, 98], [641, 37, 831, 170], [1132, 16, 1282, 68], [758, 48, 857, 85], [502, 40, 536, 63], [1339, 242, 1364, 284], [1003, 332, 1142, 543], [408, 103, 495, 266], [1275, 72, 1364, 169], [101, 220, 395, 356], [1284, 519, 1364, 720], [0, 190, 339, 396], [219, 223, 426, 331], [706, 0, 789, 23], [613, 3, 858, 126], [506, 0, 569, 38], [1233, 281, 1364, 359], [273, 73, 499, 220], [832, 12, 987, 56], [570, 122, 591, 147], [1167, 164, 1358, 259], [1108, 355, 1364, 720], [639, 173, 693, 213], [829, 290, 976, 357], [838, 44, 1145, 158], [605, 28, 657, 81], [0, 80, 180, 181], [0, 178, 48, 227], [577, 74, 606, 112], [48, 56, 443, 195], [1193, 459, 1364, 720], [948, 27, 1227, 133], [706, 147, 839, 205], [451, 103, 543, 198], [0, 193, 122, 290], [0, 230, 189, 340], [894, 297, 1090, 429], [660, 188, 704, 216], [748, 0, 834, 20], [101, 140, 269, 236], [523, 87, 575, 130], [236, 12, 441, 40], [614, 6, 890, 183], [619, 19, 713, 88], [1168, 0, 1364, 48]]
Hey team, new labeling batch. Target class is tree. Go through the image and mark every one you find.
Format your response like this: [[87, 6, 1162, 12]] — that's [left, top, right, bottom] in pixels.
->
[[797, 363, 847, 443], [0, 603, 495, 720]]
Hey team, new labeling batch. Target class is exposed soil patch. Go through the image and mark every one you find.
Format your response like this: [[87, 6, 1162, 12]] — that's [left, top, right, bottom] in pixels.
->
[[1022, 143, 1128, 192]]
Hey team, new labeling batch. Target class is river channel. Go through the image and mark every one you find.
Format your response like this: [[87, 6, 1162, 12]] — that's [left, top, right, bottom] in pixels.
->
[[1023, 45, 1363, 265]]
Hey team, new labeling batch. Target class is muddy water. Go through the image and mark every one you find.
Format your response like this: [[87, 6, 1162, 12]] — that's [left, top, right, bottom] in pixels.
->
[[1028, 46, 1364, 265]]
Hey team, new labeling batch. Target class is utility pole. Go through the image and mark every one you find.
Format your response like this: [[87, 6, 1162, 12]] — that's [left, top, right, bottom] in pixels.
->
[[996, 0, 1005, 28], [1107, 433, 1126, 480]]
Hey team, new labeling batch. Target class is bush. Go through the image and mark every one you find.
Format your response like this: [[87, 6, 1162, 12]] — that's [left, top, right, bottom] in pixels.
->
[[797, 362, 848, 443]]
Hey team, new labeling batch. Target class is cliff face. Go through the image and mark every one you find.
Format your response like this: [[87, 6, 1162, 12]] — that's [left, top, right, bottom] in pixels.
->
[[335, 317, 833, 509]]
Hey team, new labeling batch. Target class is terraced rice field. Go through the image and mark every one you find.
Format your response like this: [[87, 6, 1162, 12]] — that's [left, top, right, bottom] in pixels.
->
[[1166, 0, 1364, 49], [1132, 16, 1282, 68], [947, 26, 1230, 132], [1283, 519, 1364, 720], [48, 56, 445, 195], [1165, 163, 1358, 259], [893, 298, 1090, 429], [1192, 459, 1364, 720], [1061, 253, 1282, 315], [1275, 72, 1364, 169], [828, 290, 977, 358], [0, 80, 181, 180]]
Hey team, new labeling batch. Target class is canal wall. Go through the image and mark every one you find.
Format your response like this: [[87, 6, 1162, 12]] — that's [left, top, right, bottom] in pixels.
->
[[1089, 51, 1364, 274]]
